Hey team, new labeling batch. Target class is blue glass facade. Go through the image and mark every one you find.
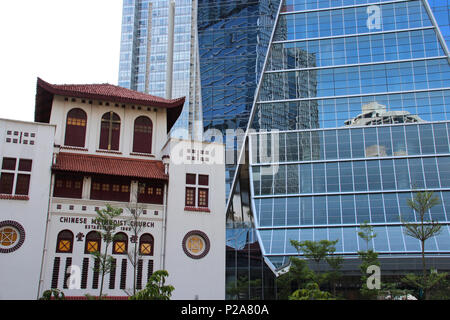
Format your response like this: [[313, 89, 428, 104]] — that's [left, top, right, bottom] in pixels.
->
[[226, 0, 450, 274], [197, 0, 281, 198]]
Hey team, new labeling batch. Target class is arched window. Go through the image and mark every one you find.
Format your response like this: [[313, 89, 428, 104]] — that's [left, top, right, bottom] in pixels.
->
[[133, 116, 153, 154], [56, 230, 74, 253], [64, 108, 87, 147], [139, 233, 154, 256], [99, 112, 121, 151], [113, 232, 128, 255], [84, 231, 101, 254]]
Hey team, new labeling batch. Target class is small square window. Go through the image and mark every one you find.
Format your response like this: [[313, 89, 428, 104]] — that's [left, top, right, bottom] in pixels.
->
[[199, 175, 209, 186], [18, 159, 32, 172], [2, 158, 16, 171], [186, 174, 196, 185]]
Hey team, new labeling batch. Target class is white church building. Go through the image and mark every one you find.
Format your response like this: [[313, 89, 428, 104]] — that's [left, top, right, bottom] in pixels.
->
[[0, 78, 225, 300]]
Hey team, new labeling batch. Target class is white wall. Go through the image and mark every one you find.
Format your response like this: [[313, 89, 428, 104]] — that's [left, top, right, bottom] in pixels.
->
[[0, 119, 55, 300], [163, 139, 226, 300], [49, 96, 168, 159]]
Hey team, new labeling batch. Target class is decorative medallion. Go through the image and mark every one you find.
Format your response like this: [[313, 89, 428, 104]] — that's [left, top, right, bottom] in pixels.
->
[[0, 221, 25, 253], [182, 230, 210, 260]]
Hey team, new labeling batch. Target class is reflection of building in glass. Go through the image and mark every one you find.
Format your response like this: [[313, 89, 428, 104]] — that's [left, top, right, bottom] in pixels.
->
[[227, 0, 450, 298], [345, 102, 424, 126]]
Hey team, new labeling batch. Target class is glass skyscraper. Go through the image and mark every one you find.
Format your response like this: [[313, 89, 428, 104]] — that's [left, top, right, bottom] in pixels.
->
[[226, 0, 450, 297], [118, 0, 202, 135], [119, 0, 450, 298]]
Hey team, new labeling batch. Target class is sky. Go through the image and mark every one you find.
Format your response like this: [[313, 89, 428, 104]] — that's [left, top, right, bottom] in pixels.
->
[[0, 0, 123, 122]]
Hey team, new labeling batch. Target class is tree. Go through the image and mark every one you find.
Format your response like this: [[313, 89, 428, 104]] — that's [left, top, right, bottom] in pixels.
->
[[290, 239, 338, 284], [129, 270, 174, 300], [276, 257, 316, 300], [124, 203, 146, 296], [289, 282, 335, 300], [357, 222, 380, 299], [358, 221, 376, 251], [39, 289, 65, 300], [325, 255, 344, 297], [91, 204, 123, 299], [400, 191, 442, 299]]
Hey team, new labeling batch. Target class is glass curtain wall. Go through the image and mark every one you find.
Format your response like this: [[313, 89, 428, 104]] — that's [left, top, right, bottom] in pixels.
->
[[239, 0, 450, 272]]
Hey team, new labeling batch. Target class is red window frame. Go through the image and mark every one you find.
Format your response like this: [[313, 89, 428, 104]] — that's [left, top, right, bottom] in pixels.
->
[[133, 116, 153, 154], [0, 157, 32, 196], [137, 180, 164, 204], [185, 187, 196, 207], [64, 108, 87, 148], [90, 175, 130, 202], [99, 112, 121, 151], [198, 188, 209, 208], [53, 174, 83, 199]]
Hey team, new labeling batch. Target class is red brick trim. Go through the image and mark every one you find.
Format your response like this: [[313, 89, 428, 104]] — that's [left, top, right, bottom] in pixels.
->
[[0, 221, 26, 253], [0, 194, 29, 201], [184, 207, 211, 213], [96, 149, 123, 155], [61, 145, 88, 152], [130, 152, 155, 158]]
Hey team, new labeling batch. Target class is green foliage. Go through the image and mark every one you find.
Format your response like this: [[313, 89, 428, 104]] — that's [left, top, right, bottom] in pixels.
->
[[401, 270, 448, 300], [289, 283, 335, 300], [279, 239, 343, 299], [401, 191, 442, 244], [400, 191, 443, 299], [129, 270, 174, 300], [358, 221, 377, 251], [39, 289, 65, 300], [290, 239, 338, 272], [92, 204, 123, 299]]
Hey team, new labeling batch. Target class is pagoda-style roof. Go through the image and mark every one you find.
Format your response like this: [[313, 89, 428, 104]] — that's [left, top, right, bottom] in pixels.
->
[[52, 152, 168, 181], [35, 77, 185, 132]]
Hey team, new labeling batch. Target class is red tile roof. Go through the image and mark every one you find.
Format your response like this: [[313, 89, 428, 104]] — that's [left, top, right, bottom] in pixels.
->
[[35, 78, 185, 132], [52, 152, 168, 181]]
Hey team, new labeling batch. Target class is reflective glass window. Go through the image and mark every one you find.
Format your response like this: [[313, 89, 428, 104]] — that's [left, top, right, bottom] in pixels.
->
[[339, 162, 353, 192], [343, 227, 358, 252], [353, 161, 367, 191], [405, 125, 420, 155], [373, 226, 389, 252], [384, 193, 400, 222], [370, 193, 385, 223], [437, 157, 450, 188], [300, 197, 313, 225], [300, 164, 312, 193], [408, 158, 425, 189], [259, 198, 273, 227], [355, 194, 370, 223], [433, 123, 450, 154], [381, 159, 396, 190], [394, 159, 410, 189], [422, 158, 440, 188], [387, 226, 405, 252], [313, 163, 326, 193], [287, 197, 300, 226], [326, 162, 339, 192], [327, 196, 341, 224], [435, 226, 450, 251], [367, 161, 381, 191], [273, 198, 287, 226], [314, 196, 327, 225], [341, 194, 355, 224]]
